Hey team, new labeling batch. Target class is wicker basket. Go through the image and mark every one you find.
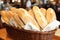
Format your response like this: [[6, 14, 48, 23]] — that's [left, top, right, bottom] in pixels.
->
[[3, 23, 56, 40], [0, 22, 3, 28]]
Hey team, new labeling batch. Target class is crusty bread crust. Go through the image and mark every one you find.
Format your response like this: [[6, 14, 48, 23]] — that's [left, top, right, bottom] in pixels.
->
[[33, 6, 47, 29], [17, 8, 40, 30], [46, 8, 56, 24]]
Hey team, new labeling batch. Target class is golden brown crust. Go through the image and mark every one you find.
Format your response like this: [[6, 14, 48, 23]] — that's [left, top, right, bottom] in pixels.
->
[[1, 7, 57, 30], [33, 6, 47, 29], [1, 11, 10, 24], [10, 7, 17, 13], [8, 11, 24, 28], [28, 9, 35, 18], [46, 8, 56, 24], [40, 8, 47, 17], [17, 8, 40, 30]]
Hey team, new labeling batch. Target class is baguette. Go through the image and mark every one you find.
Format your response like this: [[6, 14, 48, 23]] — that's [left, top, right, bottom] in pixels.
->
[[17, 8, 40, 30], [1, 11, 10, 24], [33, 6, 47, 29], [10, 7, 17, 13], [28, 9, 35, 18], [1, 17, 10, 24], [7, 11, 24, 28], [46, 8, 56, 24], [40, 8, 46, 17]]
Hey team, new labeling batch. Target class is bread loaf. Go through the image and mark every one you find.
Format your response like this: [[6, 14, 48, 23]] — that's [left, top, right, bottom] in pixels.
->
[[46, 8, 56, 24], [28, 9, 35, 18], [17, 8, 40, 30], [7, 11, 24, 28], [33, 6, 47, 29], [40, 8, 46, 17], [1, 11, 10, 24], [10, 7, 17, 13]]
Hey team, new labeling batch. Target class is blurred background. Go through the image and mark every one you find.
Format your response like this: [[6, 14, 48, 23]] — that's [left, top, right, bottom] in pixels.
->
[[0, 0, 60, 21]]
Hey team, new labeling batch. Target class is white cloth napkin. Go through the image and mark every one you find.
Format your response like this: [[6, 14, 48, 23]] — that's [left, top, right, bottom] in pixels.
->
[[42, 20, 60, 32], [10, 18, 18, 27], [1, 17, 18, 27], [24, 22, 40, 31]]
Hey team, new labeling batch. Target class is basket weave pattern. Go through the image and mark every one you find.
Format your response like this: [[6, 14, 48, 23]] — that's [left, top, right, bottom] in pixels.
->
[[3, 23, 56, 40]]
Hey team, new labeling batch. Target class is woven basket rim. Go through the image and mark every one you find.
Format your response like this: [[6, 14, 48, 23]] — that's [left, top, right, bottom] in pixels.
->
[[18, 29, 56, 34], [3, 23, 56, 34]]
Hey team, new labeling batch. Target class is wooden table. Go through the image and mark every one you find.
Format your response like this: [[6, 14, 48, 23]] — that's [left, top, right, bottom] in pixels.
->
[[0, 28, 60, 40], [54, 36, 60, 40]]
